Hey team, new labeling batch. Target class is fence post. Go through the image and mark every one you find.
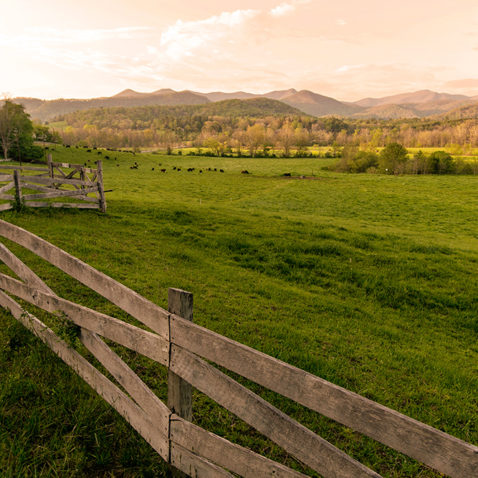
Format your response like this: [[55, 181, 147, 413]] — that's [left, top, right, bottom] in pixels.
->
[[47, 154, 54, 178], [13, 170, 22, 209], [96, 160, 107, 213], [168, 288, 193, 477], [168, 288, 193, 420]]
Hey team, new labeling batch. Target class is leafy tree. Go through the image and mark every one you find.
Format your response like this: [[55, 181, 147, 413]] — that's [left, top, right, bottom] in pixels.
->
[[0, 100, 41, 162], [379, 142, 408, 174], [428, 150, 454, 174]]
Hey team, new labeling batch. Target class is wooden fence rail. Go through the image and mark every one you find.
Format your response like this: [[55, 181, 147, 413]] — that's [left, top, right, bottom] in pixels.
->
[[0, 154, 106, 212], [0, 219, 476, 478]]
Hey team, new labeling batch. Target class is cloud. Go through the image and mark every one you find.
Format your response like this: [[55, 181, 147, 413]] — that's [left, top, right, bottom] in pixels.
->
[[336, 19, 347, 26], [159, 9, 259, 60], [336, 64, 364, 73], [270, 3, 295, 17]]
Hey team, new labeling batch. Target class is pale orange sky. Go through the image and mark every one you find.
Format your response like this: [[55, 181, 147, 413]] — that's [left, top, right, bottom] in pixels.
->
[[2, 0, 478, 101]]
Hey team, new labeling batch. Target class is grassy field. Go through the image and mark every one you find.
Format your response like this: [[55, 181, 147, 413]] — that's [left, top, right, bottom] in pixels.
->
[[0, 146, 477, 477]]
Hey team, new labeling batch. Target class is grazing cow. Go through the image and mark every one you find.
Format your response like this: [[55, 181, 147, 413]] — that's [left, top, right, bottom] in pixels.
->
[[173, 166, 177, 170], [220, 169, 225, 173], [87, 149, 91, 153], [177, 168, 181, 171], [199, 170, 203, 173], [104, 155, 110, 160], [152, 167, 155, 171], [161, 169, 166, 173], [241, 170, 249, 174], [98, 151, 102, 155], [283, 172, 291, 177]]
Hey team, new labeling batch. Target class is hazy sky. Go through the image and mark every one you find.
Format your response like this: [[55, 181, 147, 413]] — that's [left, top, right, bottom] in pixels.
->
[[2, 0, 478, 101]]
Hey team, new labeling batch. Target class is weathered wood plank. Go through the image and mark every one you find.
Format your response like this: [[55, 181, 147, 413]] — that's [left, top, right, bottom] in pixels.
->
[[19, 175, 92, 187], [168, 289, 193, 421], [0, 273, 169, 365], [170, 315, 478, 478], [24, 202, 99, 209], [0, 182, 14, 194], [0, 194, 13, 200], [0, 174, 14, 181], [0, 203, 12, 211], [0, 220, 170, 338], [0, 243, 55, 295], [0, 291, 169, 460], [171, 443, 234, 478], [80, 329, 170, 433], [23, 186, 99, 201], [96, 160, 106, 213], [170, 344, 381, 478], [20, 183, 55, 193], [51, 162, 96, 173], [0, 165, 49, 172], [170, 415, 307, 478], [13, 170, 22, 204]]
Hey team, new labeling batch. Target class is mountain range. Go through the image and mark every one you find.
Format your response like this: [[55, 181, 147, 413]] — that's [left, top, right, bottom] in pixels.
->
[[8, 88, 478, 122]]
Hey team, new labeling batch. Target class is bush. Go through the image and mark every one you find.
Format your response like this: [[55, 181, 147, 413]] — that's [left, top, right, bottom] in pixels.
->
[[379, 143, 408, 174]]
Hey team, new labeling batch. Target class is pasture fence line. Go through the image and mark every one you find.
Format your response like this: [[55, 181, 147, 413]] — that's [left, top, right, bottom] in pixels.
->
[[0, 153, 106, 212], [0, 219, 476, 478]]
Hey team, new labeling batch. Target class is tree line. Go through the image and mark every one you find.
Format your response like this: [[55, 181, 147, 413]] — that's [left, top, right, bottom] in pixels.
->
[[331, 143, 478, 175], [54, 104, 478, 156]]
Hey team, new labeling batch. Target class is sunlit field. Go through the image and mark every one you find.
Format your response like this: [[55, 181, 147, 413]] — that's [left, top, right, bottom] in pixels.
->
[[0, 146, 477, 477]]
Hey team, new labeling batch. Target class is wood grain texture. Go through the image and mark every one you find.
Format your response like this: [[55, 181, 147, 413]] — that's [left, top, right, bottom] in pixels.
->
[[23, 186, 99, 201], [19, 174, 91, 187], [0, 220, 170, 339], [80, 329, 170, 434], [0, 165, 48, 172], [0, 203, 12, 211], [0, 273, 169, 365], [96, 160, 107, 213], [171, 443, 234, 478], [24, 202, 99, 209], [0, 243, 55, 295], [170, 314, 478, 478], [168, 289, 193, 421], [0, 291, 169, 460], [170, 415, 308, 478], [0, 182, 14, 194], [170, 344, 382, 478]]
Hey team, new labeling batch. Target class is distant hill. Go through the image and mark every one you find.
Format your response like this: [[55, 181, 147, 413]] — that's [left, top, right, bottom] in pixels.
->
[[354, 89, 469, 108], [352, 103, 419, 119], [439, 101, 478, 120], [58, 98, 304, 127], [8, 87, 478, 121], [276, 90, 362, 116], [12, 90, 210, 122], [202, 91, 258, 102]]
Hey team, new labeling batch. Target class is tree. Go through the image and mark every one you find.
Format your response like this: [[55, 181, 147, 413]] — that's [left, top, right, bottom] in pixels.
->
[[379, 142, 408, 174], [0, 100, 35, 161]]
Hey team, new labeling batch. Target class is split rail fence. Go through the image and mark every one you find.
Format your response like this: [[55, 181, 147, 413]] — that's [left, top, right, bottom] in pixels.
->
[[0, 220, 476, 477], [0, 155, 106, 212]]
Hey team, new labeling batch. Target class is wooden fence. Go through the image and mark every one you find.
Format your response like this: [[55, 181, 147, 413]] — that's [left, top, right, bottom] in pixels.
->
[[0, 154, 106, 212], [0, 219, 476, 477]]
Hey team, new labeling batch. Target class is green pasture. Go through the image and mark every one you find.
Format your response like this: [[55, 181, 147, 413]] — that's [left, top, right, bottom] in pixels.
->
[[0, 146, 477, 477]]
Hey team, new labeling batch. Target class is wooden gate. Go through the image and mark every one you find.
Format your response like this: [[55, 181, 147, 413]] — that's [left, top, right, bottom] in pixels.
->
[[0, 220, 476, 477], [0, 155, 106, 212]]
